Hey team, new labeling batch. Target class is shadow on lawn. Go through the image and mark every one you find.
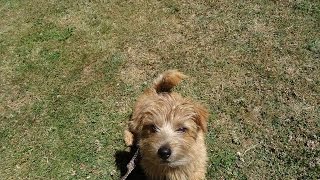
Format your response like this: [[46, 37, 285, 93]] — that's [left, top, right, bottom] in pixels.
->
[[115, 146, 146, 180]]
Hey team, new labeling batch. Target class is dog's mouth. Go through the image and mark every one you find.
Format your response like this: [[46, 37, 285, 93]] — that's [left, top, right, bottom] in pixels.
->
[[159, 159, 183, 167], [160, 157, 190, 167], [160, 159, 170, 164], [159, 159, 174, 166]]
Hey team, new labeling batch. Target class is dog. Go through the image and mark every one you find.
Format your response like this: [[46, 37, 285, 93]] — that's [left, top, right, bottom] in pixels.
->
[[124, 70, 209, 180]]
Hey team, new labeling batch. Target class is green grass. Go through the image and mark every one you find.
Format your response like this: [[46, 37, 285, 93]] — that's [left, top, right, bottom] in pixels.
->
[[1, 0, 319, 179]]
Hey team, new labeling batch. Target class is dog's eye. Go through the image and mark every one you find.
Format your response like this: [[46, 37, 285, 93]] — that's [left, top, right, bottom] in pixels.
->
[[176, 127, 187, 133], [149, 124, 159, 133]]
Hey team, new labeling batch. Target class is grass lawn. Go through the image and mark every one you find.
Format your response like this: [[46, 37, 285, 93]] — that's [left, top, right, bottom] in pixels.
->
[[0, 0, 319, 179]]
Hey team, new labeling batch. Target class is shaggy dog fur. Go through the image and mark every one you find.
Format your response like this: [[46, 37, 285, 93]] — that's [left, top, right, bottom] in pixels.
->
[[124, 70, 209, 180]]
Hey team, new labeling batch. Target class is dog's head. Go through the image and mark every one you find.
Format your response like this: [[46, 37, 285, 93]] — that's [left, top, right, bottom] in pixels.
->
[[129, 92, 208, 167]]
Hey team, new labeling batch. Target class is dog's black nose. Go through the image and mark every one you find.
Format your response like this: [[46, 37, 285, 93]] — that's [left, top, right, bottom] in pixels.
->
[[158, 146, 171, 160]]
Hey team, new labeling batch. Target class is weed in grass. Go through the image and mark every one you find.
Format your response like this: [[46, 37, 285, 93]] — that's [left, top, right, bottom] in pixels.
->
[[22, 21, 74, 43], [103, 53, 125, 83], [307, 39, 320, 54]]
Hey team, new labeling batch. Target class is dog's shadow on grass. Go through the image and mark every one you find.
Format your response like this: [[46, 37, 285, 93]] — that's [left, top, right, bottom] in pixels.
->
[[115, 146, 146, 180]]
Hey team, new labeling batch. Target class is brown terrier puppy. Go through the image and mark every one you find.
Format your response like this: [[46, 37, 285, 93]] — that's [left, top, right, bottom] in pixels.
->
[[124, 70, 209, 180]]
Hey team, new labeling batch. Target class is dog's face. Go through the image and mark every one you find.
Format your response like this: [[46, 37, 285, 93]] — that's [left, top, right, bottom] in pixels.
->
[[130, 93, 208, 168]]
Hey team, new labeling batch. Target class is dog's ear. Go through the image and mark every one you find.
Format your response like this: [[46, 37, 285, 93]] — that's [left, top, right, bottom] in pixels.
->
[[194, 104, 209, 132], [128, 108, 148, 135], [128, 115, 142, 135]]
